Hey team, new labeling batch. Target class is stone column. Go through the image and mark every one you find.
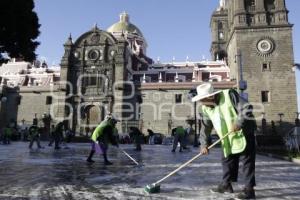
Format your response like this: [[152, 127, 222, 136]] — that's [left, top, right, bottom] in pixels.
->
[[274, 0, 288, 24], [275, 0, 286, 10], [112, 40, 127, 131], [255, 0, 267, 25], [233, 0, 247, 26]]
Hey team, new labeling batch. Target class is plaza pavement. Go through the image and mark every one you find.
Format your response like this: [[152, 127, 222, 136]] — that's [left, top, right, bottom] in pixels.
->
[[0, 142, 299, 199]]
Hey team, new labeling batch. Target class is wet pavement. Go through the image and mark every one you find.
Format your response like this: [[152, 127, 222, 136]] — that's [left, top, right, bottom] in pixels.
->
[[0, 142, 300, 200]]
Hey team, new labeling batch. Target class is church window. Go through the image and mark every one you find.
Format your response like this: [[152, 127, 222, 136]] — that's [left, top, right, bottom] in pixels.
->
[[245, 0, 255, 12], [262, 62, 271, 71], [264, 0, 275, 11], [246, 14, 255, 25], [175, 94, 182, 104], [90, 76, 97, 85], [202, 72, 210, 82], [46, 96, 52, 105], [219, 32, 224, 40], [265, 0, 275, 24], [177, 75, 186, 82], [261, 91, 270, 103], [218, 22, 223, 30], [88, 50, 100, 60]]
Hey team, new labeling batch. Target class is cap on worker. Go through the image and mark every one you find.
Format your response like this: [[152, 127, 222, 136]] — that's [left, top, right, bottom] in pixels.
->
[[192, 83, 222, 102]]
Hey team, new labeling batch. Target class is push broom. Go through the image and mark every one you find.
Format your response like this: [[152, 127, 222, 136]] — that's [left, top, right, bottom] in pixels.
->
[[144, 131, 232, 193], [120, 149, 139, 165]]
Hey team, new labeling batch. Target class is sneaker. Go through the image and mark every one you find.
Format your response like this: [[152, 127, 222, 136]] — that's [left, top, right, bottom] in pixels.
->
[[171, 149, 175, 153], [235, 188, 255, 199], [210, 183, 234, 194], [104, 161, 113, 165], [86, 159, 95, 163]]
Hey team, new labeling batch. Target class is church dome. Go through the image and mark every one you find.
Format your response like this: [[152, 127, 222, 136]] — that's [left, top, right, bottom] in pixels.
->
[[107, 12, 144, 38]]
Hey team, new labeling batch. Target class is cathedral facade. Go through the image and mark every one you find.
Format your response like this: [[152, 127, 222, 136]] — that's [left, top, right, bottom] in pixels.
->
[[56, 12, 235, 135]]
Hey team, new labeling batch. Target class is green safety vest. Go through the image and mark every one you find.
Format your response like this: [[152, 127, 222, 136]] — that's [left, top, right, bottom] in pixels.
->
[[29, 126, 39, 138], [202, 89, 246, 158], [176, 127, 185, 136], [3, 127, 12, 137], [91, 120, 113, 142]]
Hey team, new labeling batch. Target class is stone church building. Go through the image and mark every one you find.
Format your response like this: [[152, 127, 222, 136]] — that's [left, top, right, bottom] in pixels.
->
[[0, 0, 297, 136]]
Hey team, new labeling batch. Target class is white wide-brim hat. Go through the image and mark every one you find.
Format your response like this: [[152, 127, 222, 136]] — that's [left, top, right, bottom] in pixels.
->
[[192, 83, 222, 102]]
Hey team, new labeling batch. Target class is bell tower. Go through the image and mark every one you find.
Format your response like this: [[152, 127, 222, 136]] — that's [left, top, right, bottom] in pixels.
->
[[214, 0, 297, 126], [210, 0, 229, 61]]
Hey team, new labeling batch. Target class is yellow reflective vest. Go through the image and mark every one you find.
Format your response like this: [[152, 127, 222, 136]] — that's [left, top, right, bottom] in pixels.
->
[[202, 90, 246, 157]]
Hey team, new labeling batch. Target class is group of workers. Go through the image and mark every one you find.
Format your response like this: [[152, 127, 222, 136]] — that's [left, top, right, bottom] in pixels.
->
[[0, 83, 257, 199], [85, 83, 257, 199]]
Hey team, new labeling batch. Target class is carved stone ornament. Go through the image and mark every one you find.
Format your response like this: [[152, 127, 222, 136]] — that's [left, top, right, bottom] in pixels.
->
[[73, 51, 80, 58], [256, 37, 275, 56], [88, 49, 100, 60], [90, 34, 100, 44]]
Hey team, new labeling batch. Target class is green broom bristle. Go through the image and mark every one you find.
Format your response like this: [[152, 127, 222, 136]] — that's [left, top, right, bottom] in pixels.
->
[[144, 183, 160, 193]]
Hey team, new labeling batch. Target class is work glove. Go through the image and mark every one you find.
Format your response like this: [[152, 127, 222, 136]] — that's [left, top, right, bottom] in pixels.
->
[[231, 123, 242, 133]]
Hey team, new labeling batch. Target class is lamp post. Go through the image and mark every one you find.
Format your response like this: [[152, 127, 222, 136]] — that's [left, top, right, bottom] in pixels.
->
[[295, 112, 300, 127], [278, 113, 284, 123], [188, 88, 199, 147], [235, 50, 248, 100], [168, 112, 172, 136], [139, 112, 143, 131], [0, 91, 8, 128], [261, 112, 267, 134], [278, 113, 284, 135]]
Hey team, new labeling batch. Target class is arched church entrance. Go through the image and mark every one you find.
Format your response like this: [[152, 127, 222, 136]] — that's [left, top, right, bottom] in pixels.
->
[[84, 105, 105, 134]]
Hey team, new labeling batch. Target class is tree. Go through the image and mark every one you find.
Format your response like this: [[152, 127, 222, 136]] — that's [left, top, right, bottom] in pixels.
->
[[0, 0, 40, 64]]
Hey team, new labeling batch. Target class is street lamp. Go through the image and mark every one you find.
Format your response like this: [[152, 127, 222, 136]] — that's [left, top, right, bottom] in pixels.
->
[[235, 50, 248, 100], [0, 94, 8, 128], [139, 112, 143, 131], [188, 88, 199, 147]]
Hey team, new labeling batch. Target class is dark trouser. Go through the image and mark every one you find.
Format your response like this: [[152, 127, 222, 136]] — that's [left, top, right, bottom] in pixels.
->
[[87, 142, 109, 162], [136, 143, 142, 151], [3, 135, 10, 144], [29, 137, 41, 148], [172, 134, 184, 151], [100, 142, 109, 162], [135, 136, 142, 151], [183, 133, 189, 148], [48, 137, 54, 146], [54, 136, 60, 149], [221, 135, 256, 188], [87, 150, 95, 160]]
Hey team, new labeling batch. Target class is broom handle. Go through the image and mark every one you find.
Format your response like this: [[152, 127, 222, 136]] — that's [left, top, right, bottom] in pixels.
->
[[154, 132, 232, 185], [121, 149, 139, 165]]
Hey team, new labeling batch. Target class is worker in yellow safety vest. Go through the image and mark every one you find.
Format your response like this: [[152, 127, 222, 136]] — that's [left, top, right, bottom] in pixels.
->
[[192, 83, 257, 200]]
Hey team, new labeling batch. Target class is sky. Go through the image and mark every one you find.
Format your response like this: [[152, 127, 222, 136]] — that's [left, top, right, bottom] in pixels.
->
[[34, 0, 300, 104]]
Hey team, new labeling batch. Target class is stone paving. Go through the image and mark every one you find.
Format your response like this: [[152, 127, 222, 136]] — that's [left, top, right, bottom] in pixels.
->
[[0, 142, 300, 199]]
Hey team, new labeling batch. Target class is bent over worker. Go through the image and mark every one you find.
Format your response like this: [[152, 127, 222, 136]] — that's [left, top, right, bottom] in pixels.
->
[[86, 114, 119, 165]]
